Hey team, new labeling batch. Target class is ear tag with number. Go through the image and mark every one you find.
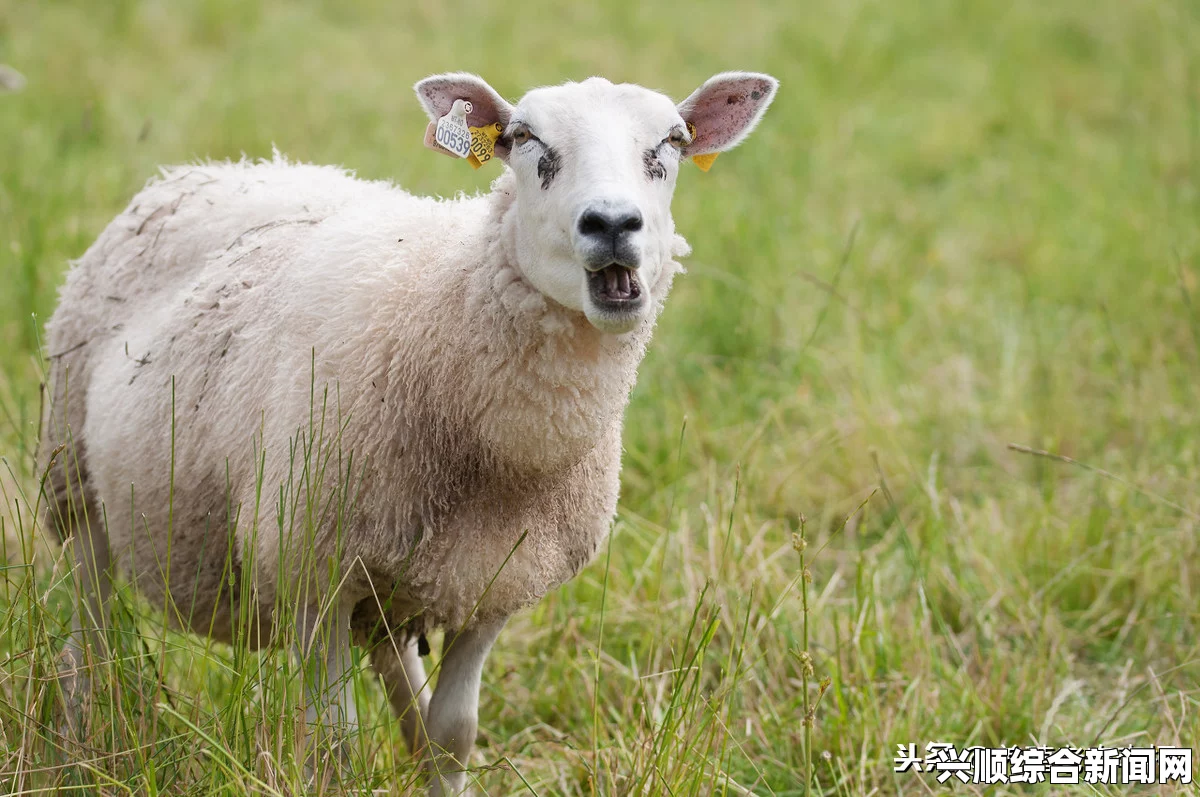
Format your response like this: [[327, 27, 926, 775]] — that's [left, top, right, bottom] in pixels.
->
[[467, 123, 504, 169], [686, 122, 720, 172], [433, 99, 473, 159]]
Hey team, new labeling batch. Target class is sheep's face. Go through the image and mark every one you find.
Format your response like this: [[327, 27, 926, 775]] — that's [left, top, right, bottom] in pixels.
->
[[417, 72, 778, 334]]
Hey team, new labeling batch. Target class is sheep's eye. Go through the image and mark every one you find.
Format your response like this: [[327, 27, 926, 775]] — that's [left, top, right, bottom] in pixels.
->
[[510, 124, 533, 146], [667, 128, 688, 149]]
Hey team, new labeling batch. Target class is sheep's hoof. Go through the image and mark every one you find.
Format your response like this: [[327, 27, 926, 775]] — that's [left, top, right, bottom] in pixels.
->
[[426, 762, 474, 797]]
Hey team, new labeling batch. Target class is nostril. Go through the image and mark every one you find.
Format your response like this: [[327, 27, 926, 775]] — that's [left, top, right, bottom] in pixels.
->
[[578, 211, 609, 238], [619, 212, 643, 233]]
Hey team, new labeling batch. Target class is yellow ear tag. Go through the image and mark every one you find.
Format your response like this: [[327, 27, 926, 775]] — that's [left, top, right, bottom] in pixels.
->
[[686, 122, 719, 172], [467, 123, 504, 170], [691, 152, 719, 172]]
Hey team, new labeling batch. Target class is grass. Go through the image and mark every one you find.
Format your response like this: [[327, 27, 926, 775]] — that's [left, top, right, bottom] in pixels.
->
[[2, 0, 1199, 793]]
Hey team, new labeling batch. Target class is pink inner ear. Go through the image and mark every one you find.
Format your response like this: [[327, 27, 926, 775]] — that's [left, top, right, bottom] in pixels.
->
[[680, 75, 776, 156], [417, 77, 512, 129]]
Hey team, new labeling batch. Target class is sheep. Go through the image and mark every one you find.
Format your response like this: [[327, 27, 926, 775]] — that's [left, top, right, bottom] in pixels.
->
[[39, 71, 778, 794]]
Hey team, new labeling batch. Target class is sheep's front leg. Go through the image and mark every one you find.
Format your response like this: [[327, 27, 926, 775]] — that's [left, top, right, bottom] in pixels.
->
[[295, 604, 359, 762], [371, 639, 431, 753], [425, 619, 505, 796]]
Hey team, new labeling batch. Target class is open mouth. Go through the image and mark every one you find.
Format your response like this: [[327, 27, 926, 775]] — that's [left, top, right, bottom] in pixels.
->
[[587, 264, 642, 306]]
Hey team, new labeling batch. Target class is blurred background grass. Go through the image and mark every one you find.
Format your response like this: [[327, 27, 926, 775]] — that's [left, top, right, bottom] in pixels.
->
[[1, 0, 1199, 794]]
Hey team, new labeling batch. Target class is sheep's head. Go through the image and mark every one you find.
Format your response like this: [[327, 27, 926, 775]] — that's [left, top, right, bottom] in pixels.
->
[[416, 72, 778, 334]]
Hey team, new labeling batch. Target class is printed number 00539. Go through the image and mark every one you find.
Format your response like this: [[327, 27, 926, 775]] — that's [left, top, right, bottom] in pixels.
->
[[436, 126, 469, 155]]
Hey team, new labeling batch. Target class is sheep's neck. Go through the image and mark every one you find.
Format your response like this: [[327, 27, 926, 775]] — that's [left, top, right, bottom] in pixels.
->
[[449, 182, 655, 472]]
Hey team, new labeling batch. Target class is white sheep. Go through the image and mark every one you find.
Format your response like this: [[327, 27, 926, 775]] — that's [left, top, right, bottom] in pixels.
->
[[39, 71, 778, 794]]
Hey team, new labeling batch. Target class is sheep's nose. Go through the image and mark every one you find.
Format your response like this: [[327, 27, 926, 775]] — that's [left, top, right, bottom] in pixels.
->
[[577, 204, 644, 243]]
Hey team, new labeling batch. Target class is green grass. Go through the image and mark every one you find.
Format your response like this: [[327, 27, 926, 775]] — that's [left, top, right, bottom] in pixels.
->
[[2, 0, 1199, 793]]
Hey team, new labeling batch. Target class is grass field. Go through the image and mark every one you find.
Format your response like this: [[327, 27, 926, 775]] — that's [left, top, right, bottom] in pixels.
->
[[2, 0, 1199, 794]]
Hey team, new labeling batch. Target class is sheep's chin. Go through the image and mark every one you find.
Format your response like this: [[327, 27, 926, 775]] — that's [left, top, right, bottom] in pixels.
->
[[584, 303, 646, 334]]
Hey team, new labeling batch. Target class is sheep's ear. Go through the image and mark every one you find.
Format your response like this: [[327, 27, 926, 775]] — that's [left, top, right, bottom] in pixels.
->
[[415, 73, 514, 131], [416, 73, 516, 164], [677, 72, 778, 159]]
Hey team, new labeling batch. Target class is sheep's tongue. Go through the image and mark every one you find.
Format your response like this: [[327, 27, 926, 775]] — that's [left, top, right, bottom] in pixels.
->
[[601, 266, 633, 299], [617, 268, 631, 296]]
